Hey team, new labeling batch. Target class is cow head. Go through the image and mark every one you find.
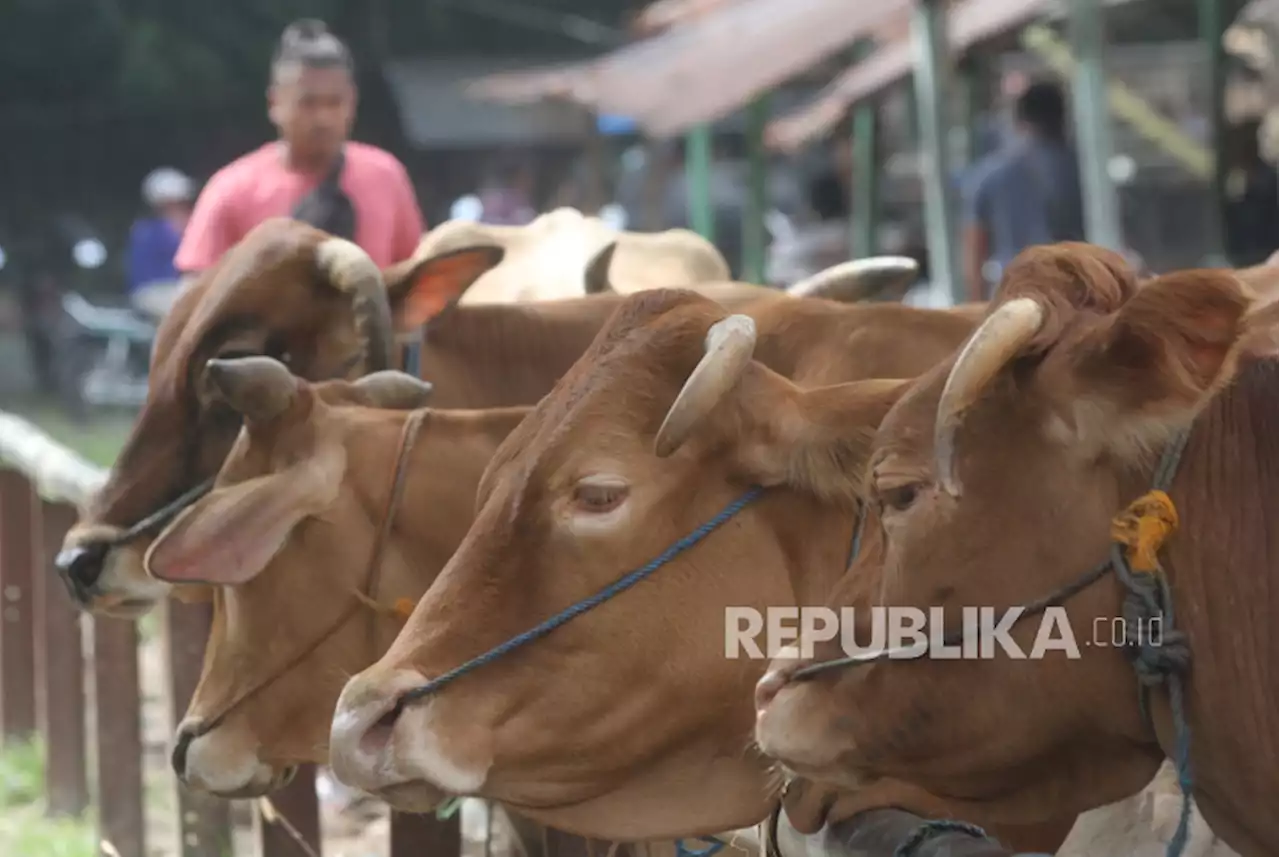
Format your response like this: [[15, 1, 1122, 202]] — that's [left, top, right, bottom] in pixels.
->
[[326, 289, 909, 839], [754, 243, 1270, 827], [413, 209, 731, 303], [56, 218, 502, 618], [138, 356, 447, 797]]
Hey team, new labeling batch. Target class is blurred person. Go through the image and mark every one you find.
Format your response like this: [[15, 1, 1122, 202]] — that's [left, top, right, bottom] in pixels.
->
[[960, 78, 1085, 301], [175, 19, 424, 274], [128, 167, 193, 319]]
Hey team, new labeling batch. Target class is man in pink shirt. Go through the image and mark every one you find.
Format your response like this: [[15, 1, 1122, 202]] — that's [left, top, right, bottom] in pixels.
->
[[175, 19, 424, 275]]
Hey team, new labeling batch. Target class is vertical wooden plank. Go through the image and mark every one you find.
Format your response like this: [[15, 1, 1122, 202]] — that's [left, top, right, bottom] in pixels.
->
[[848, 38, 880, 260], [390, 810, 460, 857], [94, 615, 145, 857], [0, 470, 37, 743], [254, 764, 321, 857], [164, 599, 232, 857], [36, 500, 88, 817]]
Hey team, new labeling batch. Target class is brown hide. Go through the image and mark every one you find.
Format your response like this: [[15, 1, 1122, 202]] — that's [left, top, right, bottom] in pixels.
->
[[755, 245, 1276, 857], [324, 289, 1069, 850]]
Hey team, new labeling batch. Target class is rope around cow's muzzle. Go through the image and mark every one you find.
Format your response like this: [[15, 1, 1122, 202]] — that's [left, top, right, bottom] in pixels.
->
[[788, 427, 1197, 857], [100, 476, 217, 547]]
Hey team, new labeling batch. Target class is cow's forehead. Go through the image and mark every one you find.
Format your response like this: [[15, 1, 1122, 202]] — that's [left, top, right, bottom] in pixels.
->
[[479, 291, 727, 499]]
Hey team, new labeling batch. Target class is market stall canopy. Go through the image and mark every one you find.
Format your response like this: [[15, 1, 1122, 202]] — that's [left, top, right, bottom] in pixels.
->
[[766, 0, 1049, 152], [466, 0, 912, 139]]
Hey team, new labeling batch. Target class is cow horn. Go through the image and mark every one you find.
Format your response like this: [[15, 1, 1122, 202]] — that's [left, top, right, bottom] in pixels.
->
[[786, 256, 919, 302], [315, 237, 396, 373], [205, 356, 299, 423], [934, 298, 1045, 496], [654, 314, 757, 458], [583, 241, 620, 294], [352, 371, 435, 410]]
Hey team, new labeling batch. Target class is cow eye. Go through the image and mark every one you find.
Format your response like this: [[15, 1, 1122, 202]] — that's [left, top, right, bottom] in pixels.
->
[[877, 482, 921, 513], [572, 480, 629, 514]]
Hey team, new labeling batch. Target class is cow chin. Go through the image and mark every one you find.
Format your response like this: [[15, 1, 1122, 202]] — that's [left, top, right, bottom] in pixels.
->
[[58, 528, 171, 618], [178, 726, 295, 798], [330, 668, 492, 807]]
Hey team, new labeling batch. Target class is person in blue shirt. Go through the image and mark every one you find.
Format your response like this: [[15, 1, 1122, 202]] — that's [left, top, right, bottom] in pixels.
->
[[128, 167, 194, 319], [961, 80, 1085, 302]]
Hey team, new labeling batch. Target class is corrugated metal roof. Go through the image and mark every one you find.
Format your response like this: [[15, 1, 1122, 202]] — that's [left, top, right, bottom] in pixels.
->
[[766, 0, 1048, 152], [466, 0, 912, 139]]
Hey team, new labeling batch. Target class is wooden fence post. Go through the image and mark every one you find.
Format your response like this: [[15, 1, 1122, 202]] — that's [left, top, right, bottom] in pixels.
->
[[164, 599, 233, 857], [390, 810, 461, 857], [0, 469, 37, 743], [255, 764, 321, 857], [36, 500, 89, 818], [93, 614, 145, 857]]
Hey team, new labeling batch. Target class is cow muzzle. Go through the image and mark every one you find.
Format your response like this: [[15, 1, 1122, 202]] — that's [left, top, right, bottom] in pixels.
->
[[330, 668, 489, 808], [54, 531, 169, 618], [754, 659, 852, 780], [171, 719, 296, 798]]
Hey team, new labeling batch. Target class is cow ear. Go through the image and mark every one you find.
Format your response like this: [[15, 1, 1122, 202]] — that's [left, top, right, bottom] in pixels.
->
[[143, 449, 344, 586], [385, 245, 505, 331], [1047, 268, 1252, 456], [725, 365, 910, 502]]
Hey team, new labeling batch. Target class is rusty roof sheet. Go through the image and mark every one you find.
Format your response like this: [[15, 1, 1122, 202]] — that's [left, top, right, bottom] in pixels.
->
[[466, 0, 911, 138], [767, 0, 1048, 152], [630, 0, 743, 36]]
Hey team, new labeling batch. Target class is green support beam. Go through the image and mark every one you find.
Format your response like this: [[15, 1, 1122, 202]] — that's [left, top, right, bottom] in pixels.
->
[[911, 0, 963, 304], [1067, 0, 1123, 251], [685, 125, 715, 242], [1198, 0, 1226, 264], [742, 97, 769, 283], [849, 40, 880, 259]]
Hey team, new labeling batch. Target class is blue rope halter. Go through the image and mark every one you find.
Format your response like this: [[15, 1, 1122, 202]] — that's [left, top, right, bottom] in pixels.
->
[[396, 486, 766, 706]]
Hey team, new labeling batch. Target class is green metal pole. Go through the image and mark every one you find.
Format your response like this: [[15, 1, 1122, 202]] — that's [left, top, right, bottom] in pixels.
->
[[685, 125, 715, 242], [911, 0, 963, 304], [850, 40, 880, 259], [743, 97, 769, 283], [1197, 0, 1226, 265], [1067, 0, 1123, 251]]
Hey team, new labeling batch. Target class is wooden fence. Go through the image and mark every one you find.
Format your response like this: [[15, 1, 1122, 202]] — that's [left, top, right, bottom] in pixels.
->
[[0, 409, 462, 857]]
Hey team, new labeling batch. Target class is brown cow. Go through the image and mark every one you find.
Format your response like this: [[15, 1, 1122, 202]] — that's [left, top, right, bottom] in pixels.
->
[[136, 288, 983, 801], [52, 216, 802, 619], [322, 288, 1073, 850], [752, 245, 1276, 857]]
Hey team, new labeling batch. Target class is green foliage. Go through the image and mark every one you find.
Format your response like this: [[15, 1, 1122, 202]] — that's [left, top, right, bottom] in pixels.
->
[[0, 738, 97, 857], [0, 737, 44, 807]]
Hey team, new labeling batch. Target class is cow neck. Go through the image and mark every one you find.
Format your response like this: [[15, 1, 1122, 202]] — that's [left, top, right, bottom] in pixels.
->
[[190, 409, 427, 739]]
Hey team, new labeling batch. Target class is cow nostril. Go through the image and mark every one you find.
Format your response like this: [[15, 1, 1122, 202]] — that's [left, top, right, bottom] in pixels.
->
[[755, 667, 795, 711], [172, 726, 196, 780], [54, 542, 109, 588], [360, 700, 405, 758]]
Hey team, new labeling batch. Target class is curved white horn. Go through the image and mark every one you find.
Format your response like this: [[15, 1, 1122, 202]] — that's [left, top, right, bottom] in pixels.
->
[[315, 238, 395, 373], [934, 298, 1045, 496], [786, 256, 919, 302], [654, 314, 757, 458]]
